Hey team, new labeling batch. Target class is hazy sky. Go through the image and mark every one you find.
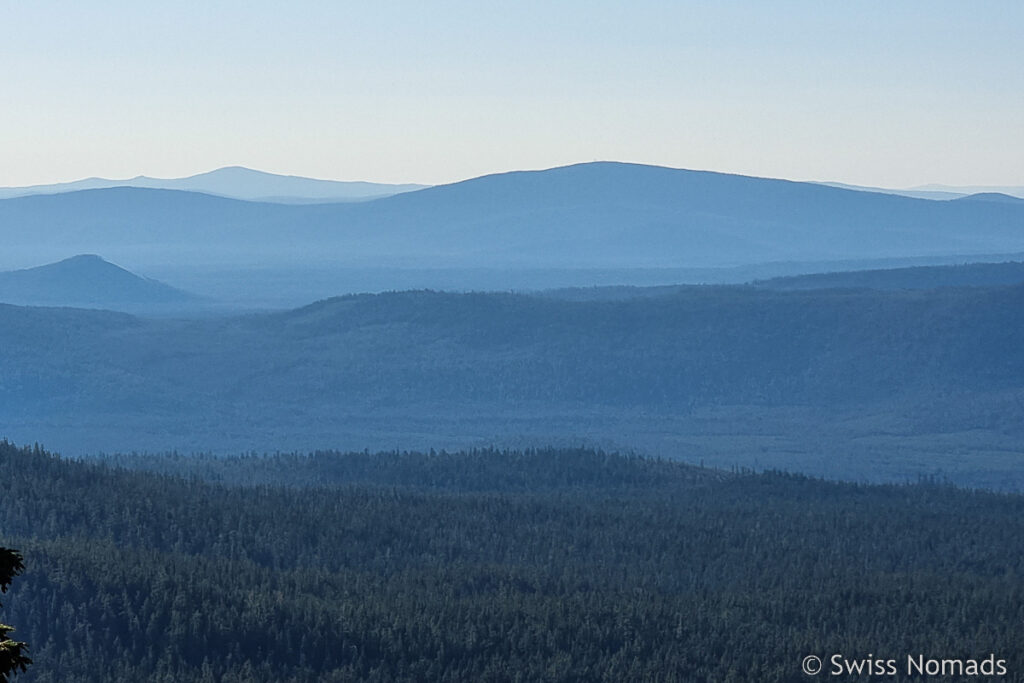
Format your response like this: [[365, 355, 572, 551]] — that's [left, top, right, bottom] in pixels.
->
[[3, 1, 1022, 187]]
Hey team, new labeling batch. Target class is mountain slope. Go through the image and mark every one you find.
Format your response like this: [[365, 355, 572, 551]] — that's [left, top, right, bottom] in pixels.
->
[[1, 162, 1023, 270], [5, 441, 1022, 682], [0, 166, 427, 203], [0, 254, 199, 309], [914, 183, 1024, 199], [757, 260, 1024, 291], [1, 283, 1023, 486], [955, 192, 1024, 204], [814, 181, 966, 200]]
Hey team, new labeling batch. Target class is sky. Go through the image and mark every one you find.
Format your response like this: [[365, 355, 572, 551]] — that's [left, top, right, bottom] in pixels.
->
[[2, 1, 1022, 188]]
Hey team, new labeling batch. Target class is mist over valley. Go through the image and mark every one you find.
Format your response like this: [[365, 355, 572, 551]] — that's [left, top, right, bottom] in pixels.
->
[[2, 160, 1023, 682]]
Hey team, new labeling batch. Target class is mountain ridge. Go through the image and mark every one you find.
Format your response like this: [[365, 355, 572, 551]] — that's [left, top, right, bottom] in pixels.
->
[[2, 281, 1023, 488], [0, 254, 199, 310], [756, 260, 1024, 291], [2, 162, 1023, 271], [955, 192, 1024, 204], [0, 166, 428, 203]]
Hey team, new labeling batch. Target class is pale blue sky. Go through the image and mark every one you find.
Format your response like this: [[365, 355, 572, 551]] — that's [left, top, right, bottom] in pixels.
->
[[2, 1, 1022, 187]]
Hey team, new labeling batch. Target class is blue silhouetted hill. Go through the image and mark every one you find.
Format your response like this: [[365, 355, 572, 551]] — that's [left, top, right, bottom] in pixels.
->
[[0, 166, 427, 203], [954, 192, 1024, 205], [0, 254, 199, 310], [2, 162, 1024, 269]]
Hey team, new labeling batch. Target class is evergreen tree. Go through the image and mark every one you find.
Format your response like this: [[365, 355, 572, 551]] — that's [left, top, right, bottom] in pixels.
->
[[0, 548, 30, 681]]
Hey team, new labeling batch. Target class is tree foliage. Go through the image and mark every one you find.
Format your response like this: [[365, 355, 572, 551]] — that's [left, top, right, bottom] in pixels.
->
[[1, 440, 1023, 681], [0, 547, 30, 682]]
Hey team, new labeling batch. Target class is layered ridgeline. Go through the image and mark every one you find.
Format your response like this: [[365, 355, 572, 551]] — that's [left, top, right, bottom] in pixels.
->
[[6, 254, 1024, 314], [2, 441, 1023, 682], [2, 162, 1024, 270], [0, 166, 427, 203], [1, 281, 1022, 487], [756, 260, 1024, 291], [0, 255, 201, 313], [818, 183, 1024, 201]]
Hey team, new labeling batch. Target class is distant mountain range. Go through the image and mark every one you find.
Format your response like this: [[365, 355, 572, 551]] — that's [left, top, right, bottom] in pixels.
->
[[1, 162, 1022, 272], [914, 183, 1024, 199], [6, 167, 1019, 205], [9, 253, 1024, 314], [815, 182, 968, 200], [817, 182, 1024, 201], [954, 192, 1024, 204], [0, 166, 428, 203], [0, 254, 199, 311]]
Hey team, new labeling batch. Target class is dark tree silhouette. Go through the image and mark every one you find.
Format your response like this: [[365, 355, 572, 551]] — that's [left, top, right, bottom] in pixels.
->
[[0, 548, 30, 682]]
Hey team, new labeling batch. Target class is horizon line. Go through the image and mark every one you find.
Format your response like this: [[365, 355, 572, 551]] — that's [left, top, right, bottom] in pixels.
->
[[2, 160, 1022, 195]]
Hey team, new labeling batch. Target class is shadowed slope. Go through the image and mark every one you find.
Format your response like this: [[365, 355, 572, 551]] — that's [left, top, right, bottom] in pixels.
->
[[0, 255, 199, 309]]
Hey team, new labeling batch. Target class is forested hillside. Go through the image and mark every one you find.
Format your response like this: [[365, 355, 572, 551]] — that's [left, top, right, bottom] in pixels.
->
[[1, 441, 1022, 682], [6, 283, 1021, 413], [1, 283, 1023, 486], [757, 260, 1024, 290]]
